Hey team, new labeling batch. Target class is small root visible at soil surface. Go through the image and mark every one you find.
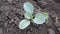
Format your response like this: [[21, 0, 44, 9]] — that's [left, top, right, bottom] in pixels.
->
[[0, 0, 60, 34]]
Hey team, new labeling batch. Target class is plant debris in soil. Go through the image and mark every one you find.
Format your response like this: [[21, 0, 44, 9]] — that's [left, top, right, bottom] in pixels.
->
[[0, 0, 60, 34]]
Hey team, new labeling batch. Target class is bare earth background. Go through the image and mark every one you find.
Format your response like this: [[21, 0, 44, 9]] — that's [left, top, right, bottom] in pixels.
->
[[0, 0, 60, 34]]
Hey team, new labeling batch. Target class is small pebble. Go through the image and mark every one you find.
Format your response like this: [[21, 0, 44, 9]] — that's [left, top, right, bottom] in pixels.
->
[[27, 31, 31, 34], [48, 28, 55, 34], [58, 28, 60, 31], [4, 22, 8, 27], [48, 0, 53, 2], [8, 0, 12, 3], [0, 28, 3, 34]]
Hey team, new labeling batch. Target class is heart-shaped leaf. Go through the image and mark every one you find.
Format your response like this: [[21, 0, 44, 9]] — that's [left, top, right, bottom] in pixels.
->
[[23, 2, 34, 14], [42, 13, 49, 19], [24, 12, 33, 19], [19, 19, 30, 29], [33, 13, 46, 24]]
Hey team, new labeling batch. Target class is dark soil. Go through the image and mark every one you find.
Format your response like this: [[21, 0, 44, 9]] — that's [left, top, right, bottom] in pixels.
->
[[0, 0, 60, 34]]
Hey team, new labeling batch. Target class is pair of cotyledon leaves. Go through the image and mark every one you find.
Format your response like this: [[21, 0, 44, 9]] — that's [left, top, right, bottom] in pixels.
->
[[19, 2, 49, 29]]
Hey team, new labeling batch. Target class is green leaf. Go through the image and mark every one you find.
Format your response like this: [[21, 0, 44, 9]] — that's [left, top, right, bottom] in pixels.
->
[[24, 12, 33, 19], [19, 19, 30, 29], [33, 13, 46, 24], [42, 13, 49, 19], [35, 13, 46, 19], [23, 2, 34, 14]]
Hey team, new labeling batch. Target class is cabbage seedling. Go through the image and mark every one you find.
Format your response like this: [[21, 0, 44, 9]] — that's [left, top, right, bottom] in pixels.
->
[[19, 2, 49, 29]]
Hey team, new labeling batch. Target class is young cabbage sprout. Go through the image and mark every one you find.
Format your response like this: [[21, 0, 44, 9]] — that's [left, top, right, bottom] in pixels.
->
[[19, 2, 49, 29]]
